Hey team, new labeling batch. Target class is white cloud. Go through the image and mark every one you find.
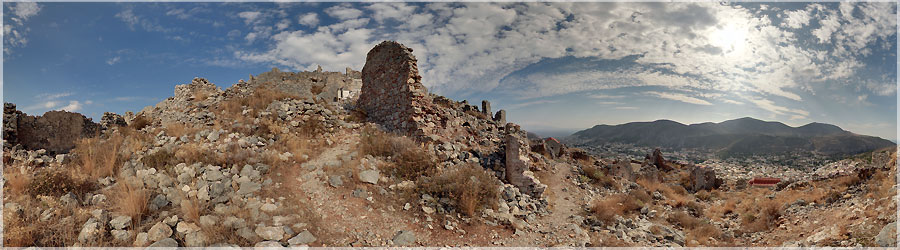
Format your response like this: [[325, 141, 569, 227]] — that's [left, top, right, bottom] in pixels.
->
[[4, 2, 42, 53], [236, 2, 894, 108], [746, 97, 809, 118], [276, 19, 291, 30], [366, 3, 416, 23], [106, 56, 121, 65], [508, 99, 559, 110], [325, 5, 363, 20], [645, 91, 712, 105], [298, 13, 319, 27], [238, 11, 263, 25], [13, 2, 41, 20], [615, 106, 639, 110], [60, 101, 82, 112], [115, 7, 170, 33], [781, 9, 811, 29]]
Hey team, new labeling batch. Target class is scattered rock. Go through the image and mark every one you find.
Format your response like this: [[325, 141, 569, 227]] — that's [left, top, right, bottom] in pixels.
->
[[392, 230, 416, 246], [148, 222, 173, 242], [876, 222, 897, 247], [110, 215, 132, 230], [147, 238, 178, 248], [254, 241, 283, 247], [359, 170, 380, 184], [255, 226, 285, 241], [328, 175, 343, 187], [287, 230, 317, 246]]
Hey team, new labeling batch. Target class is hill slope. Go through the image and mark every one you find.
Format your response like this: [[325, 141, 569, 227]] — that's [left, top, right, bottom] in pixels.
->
[[565, 117, 894, 156]]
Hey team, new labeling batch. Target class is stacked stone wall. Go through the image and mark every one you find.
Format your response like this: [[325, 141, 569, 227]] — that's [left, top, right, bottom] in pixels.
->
[[358, 41, 430, 135]]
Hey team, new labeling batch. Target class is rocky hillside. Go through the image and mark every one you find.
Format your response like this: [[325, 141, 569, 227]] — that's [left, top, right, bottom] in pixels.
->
[[566, 117, 895, 156], [3, 41, 897, 247]]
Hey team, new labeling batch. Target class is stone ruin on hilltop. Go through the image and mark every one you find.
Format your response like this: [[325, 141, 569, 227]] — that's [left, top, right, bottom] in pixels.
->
[[357, 40, 545, 197]]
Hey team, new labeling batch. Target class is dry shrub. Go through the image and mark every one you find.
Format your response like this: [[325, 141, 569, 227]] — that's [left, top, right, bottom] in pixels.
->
[[835, 175, 862, 188], [361, 127, 435, 179], [591, 194, 644, 224], [5, 170, 32, 196], [174, 142, 213, 166], [129, 115, 151, 130], [110, 178, 149, 226], [142, 148, 176, 171], [181, 198, 204, 223], [583, 165, 618, 189], [418, 163, 501, 217], [344, 107, 367, 124], [73, 134, 126, 180], [667, 211, 722, 246], [3, 197, 86, 247], [28, 168, 95, 197], [637, 177, 693, 208], [218, 84, 298, 118], [740, 198, 781, 232], [163, 122, 198, 138]]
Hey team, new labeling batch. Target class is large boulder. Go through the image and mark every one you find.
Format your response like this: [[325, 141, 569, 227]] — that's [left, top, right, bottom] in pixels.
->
[[647, 148, 674, 171], [608, 160, 635, 181], [689, 166, 722, 192]]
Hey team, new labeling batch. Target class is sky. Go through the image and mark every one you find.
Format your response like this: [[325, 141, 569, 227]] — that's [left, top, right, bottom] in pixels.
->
[[2, 1, 897, 141]]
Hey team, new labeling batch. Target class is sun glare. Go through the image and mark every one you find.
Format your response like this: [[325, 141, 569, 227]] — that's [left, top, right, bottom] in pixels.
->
[[709, 24, 749, 55]]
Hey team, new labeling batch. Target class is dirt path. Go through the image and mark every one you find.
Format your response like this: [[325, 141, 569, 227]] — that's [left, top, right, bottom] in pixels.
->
[[499, 162, 593, 246]]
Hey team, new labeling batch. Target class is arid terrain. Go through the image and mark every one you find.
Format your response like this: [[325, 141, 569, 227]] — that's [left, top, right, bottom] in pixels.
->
[[2, 41, 897, 247]]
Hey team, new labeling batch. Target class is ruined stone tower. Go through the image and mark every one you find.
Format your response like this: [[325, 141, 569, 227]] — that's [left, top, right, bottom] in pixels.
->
[[358, 41, 430, 135]]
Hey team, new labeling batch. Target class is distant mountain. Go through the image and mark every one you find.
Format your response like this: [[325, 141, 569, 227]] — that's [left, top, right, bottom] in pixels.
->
[[565, 117, 895, 157]]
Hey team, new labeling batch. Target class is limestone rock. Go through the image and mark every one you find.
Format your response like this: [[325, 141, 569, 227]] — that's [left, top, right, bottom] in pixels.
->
[[359, 170, 380, 184], [147, 238, 178, 248], [876, 222, 897, 247], [148, 222, 173, 242], [109, 215, 132, 230], [287, 230, 317, 246], [392, 230, 416, 246], [255, 226, 285, 241]]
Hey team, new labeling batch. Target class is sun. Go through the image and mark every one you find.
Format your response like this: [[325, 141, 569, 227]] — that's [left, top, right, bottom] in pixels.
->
[[708, 24, 749, 55]]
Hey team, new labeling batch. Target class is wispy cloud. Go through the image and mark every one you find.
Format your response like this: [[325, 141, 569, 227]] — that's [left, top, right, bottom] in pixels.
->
[[508, 99, 559, 110], [614, 106, 639, 110], [645, 91, 712, 106]]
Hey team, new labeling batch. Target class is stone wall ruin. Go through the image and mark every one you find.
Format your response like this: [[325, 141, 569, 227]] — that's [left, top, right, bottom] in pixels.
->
[[358, 41, 431, 135], [3, 103, 100, 154]]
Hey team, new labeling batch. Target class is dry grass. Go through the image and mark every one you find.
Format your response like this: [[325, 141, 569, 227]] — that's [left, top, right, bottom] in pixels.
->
[[3, 195, 89, 246], [637, 177, 695, 209], [591, 193, 644, 224], [739, 198, 782, 233], [583, 164, 618, 189], [361, 126, 436, 179], [217, 83, 298, 118], [129, 115, 151, 130], [142, 148, 176, 171], [418, 163, 501, 217], [27, 168, 95, 197], [5, 170, 32, 196], [181, 198, 204, 223], [667, 211, 724, 246], [163, 122, 199, 138], [109, 178, 149, 227], [73, 134, 126, 180]]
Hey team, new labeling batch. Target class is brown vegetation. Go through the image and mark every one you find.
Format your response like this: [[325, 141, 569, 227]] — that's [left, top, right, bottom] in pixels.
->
[[109, 178, 149, 226], [73, 133, 126, 180], [419, 163, 501, 217], [361, 127, 436, 179], [591, 193, 645, 224]]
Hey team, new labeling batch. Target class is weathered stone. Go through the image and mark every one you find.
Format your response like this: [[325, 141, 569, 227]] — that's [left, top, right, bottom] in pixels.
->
[[77, 218, 101, 243], [184, 231, 208, 247], [689, 166, 721, 192], [148, 222, 173, 242], [609, 160, 635, 181], [147, 238, 178, 248], [328, 175, 343, 187], [288, 230, 317, 246], [133, 232, 150, 247], [494, 110, 506, 125], [876, 222, 897, 247], [481, 100, 492, 117], [392, 230, 416, 246], [254, 241, 283, 247], [2, 103, 100, 154], [543, 137, 564, 158], [255, 226, 285, 241], [648, 148, 674, 171], [504, 131, 546, 197], [110, 215, 132, 230], [101, 112, 127, 129], [358, 41, 430, 135], [359, 169, 380, 184], [111, 229, 133, 242]]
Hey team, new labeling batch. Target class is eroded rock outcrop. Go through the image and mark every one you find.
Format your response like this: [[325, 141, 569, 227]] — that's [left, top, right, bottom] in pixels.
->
[[689, 166, 722, 192]]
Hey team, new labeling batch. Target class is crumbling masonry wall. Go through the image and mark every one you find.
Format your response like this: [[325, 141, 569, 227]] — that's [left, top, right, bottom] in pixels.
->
[[358, 41, 430, 135], [3, 103, 99, 154]]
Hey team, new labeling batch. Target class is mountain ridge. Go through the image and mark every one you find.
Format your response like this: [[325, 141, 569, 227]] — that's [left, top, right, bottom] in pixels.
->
[[565, 117, 894, 156]]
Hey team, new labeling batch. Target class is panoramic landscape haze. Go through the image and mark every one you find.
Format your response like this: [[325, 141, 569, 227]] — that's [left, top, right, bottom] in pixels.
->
[[2, 1, 898, 247]]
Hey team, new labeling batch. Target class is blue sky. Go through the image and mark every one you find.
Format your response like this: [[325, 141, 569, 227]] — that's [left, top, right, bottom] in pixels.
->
[[2, 2, 897, 141]]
